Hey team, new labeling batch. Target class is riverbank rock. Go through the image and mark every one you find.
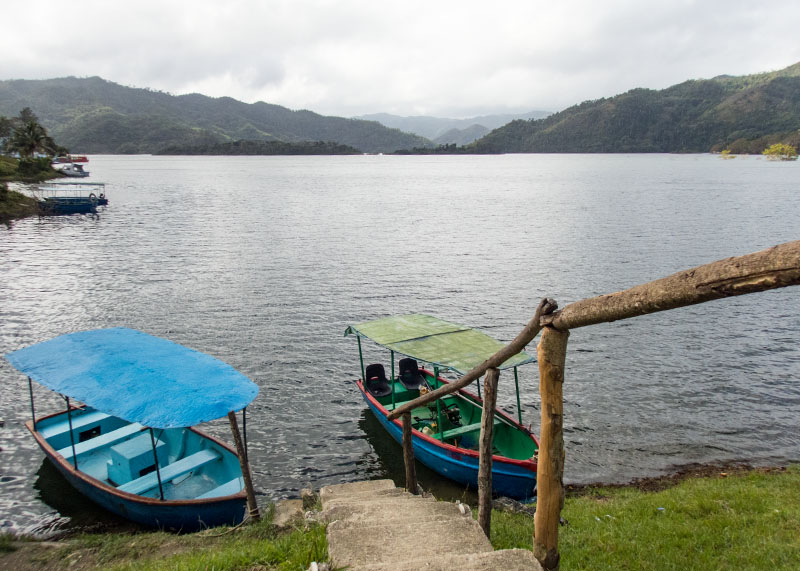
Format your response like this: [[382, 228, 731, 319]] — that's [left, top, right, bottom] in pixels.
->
[[272, 499, 303, 528]]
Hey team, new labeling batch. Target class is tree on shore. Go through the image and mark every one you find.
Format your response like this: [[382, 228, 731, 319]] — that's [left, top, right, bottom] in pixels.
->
[[762, 142, 798, 161], [2, 108, 60, 159], [0, 116, 12, 139]]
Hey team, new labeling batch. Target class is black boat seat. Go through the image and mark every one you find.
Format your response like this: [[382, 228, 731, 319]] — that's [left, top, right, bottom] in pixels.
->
[[398, 357, 426, 390], [365, 363, 392, 397]]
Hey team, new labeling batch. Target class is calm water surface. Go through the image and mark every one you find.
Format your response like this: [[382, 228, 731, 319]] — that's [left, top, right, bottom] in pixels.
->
[[1, 154, 798, 534]]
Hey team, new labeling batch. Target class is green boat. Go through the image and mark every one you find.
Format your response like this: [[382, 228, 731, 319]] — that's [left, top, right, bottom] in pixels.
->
[[346, 314, 539, 499]]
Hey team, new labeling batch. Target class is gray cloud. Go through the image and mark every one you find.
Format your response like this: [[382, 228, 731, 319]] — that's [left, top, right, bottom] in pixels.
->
[[3, 0, 800, 117]]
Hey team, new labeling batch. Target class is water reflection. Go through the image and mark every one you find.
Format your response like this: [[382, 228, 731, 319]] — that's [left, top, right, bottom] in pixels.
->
[[30, 459, 140, 536], [357, 409, 478, 504]]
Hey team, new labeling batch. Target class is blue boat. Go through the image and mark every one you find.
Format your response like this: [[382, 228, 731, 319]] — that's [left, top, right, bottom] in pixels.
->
[[36, 182, 108, 214], [5, 328, 259, 531], [345, 314, 539, 499]]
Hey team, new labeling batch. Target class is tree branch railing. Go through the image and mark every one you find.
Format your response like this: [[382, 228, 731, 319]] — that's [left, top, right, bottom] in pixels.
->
[[539, 240, 800, 331]]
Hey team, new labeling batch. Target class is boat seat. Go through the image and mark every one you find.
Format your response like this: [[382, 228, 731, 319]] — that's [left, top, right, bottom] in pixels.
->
[[196, 477, 243, 499], [57, 423, 145, 461], [364, 363, 392, 398], [398, 358, 426, 390], [116, 449, 222, 496], [108, 433, 167, 485], [432, 418, 503, 441], [38, 410, 111, 440]]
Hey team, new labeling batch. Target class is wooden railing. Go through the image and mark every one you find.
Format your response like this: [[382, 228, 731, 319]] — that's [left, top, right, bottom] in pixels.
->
[[388, 240, 800, 570]]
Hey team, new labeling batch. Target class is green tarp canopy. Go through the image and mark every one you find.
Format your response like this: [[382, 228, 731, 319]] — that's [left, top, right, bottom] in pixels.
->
[[345, 314, 535, 375]]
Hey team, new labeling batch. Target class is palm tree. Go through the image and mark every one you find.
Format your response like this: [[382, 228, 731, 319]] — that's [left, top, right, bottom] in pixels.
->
[[7, 119, 57, 158]]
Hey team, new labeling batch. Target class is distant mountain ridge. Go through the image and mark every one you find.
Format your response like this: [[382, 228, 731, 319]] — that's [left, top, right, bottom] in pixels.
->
[[0, 77, 432, 154], [356, 111, 551, 144], [471, 62, 800, 153], [4, 63, 798, 156]]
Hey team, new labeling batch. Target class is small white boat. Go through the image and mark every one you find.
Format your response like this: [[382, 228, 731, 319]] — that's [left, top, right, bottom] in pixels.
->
[[53, 163, 90, 178]]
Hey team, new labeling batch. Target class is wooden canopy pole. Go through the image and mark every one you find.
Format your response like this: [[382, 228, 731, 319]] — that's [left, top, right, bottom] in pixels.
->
[[477, 367, 499, 537], [228, 411, 260, 521], [533, 325, 568, 571]]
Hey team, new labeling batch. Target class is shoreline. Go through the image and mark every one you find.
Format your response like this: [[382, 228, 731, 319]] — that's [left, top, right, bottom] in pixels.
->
[[564, 460, 790, 496], [9, 460, 793, 540], [2, 461, 796, 570]]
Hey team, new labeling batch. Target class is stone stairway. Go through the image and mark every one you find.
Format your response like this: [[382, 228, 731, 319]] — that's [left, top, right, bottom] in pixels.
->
[[321, 479, 542, 570]]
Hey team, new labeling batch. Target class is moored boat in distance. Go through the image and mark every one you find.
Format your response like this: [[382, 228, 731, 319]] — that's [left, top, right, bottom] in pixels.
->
[[53, 154, 89, 164], [345, 314, 539, 499], [5, 328, 260, 530], [53, 162, 90, 177], [36, 182, 108, 214]]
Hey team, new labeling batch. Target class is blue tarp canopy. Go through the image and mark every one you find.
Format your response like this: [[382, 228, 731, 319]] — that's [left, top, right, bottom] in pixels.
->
[[5, 328, 259, 429]]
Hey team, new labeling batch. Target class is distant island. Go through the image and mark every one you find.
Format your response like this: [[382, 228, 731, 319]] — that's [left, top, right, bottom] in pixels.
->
[[156, 140, 361, 156], [1, 62, 799, 155]]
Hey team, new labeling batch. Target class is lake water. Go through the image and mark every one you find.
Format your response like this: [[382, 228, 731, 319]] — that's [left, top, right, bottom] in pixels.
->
[[1, 154, 798, 535]]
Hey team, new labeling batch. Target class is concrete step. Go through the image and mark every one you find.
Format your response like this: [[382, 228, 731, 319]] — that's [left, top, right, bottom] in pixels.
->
[[320, 479, 397, 507], [323, 498, 467, 526], [356, 548, 543, 570], [328, 513, 464, 531], [322, 491, 432, 511], [327, 518, 493, 569]]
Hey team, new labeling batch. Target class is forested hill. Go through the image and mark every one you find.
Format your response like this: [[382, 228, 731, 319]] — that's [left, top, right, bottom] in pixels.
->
[[472, 62, 800, 153], [0, 77, 431, 154]]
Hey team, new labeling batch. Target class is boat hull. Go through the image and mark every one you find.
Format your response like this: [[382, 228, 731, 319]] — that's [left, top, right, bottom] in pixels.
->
[[38, 198, 97, 214], [358, 381, 537, 499], [28, 416, 247, 531]]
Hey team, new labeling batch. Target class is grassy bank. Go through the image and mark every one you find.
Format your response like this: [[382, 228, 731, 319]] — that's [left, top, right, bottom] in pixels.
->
[[3, 465, 798, 570], [0, 155, 65, 222], [0, 156, 60, 183], [2, 510, 328, 571], [490, 465, 800, 569], [0, 183, 39, 222]]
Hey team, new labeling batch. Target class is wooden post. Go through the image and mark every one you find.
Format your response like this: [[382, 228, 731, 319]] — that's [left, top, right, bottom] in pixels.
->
[[402, 412, 418, 494], [534, 325, 568, 571], [228, 411, 260, 521], [477, 367, 499, 537]]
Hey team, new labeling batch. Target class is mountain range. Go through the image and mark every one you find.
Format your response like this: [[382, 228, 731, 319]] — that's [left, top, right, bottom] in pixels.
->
[[0, 77, 430, 154], [471, 62, 800, 153], [2, 62, 799, 155], [355, 111, 551, 145]]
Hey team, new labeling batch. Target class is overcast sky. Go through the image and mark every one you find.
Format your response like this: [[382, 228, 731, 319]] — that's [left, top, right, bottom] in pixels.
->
[[5, 1, 800, 118]]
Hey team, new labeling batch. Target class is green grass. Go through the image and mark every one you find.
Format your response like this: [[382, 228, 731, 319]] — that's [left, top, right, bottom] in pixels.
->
[[0, 533, 17, 554], [17, 507, 328, 571], [488, 466, 800, 570], [0, 155, 62, 183], [5, 468, 798, 570], [0, 184, 39, 222]]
